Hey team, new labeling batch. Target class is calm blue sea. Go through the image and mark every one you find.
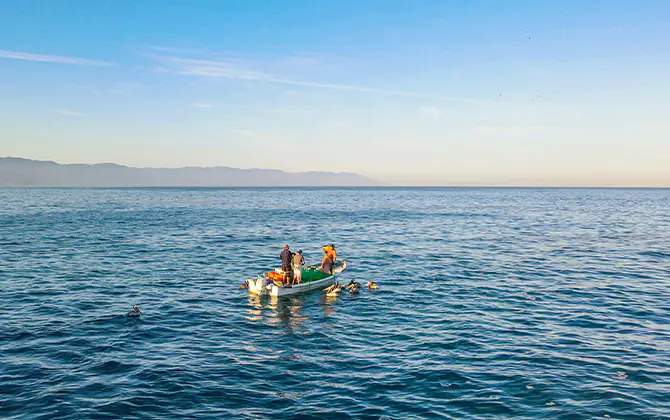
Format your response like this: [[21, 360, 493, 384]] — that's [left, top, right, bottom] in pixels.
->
[[1, 187, 668, 419]]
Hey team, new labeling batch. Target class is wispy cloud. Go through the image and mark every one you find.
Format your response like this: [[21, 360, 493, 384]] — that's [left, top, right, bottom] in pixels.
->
[[149, 54, 490, 103], [0, 49, 116, 67], [421, 106, 442, 117], [146, 46, 327, 72], [54, 109, 86, 117], [160, 56, 268, 79]]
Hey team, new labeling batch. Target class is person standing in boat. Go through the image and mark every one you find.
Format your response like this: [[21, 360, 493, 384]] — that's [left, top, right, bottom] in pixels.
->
[[319, 244, 336, 274], [292, 249, 304, 285], [327, 244, 336, 263], [280, 244, 293, 284]]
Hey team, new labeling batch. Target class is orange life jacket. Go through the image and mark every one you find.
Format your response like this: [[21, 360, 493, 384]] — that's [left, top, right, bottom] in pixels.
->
[[267, 271, 284, 281]]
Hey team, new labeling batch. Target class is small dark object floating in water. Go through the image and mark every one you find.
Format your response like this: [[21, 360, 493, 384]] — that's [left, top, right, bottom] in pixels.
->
[[346, 279, 361, 290], [127, 305, 142, 317]]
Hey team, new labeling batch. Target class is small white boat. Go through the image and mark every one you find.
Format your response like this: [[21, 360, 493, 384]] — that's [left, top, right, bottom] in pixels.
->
[[247, 261, 348, 297]]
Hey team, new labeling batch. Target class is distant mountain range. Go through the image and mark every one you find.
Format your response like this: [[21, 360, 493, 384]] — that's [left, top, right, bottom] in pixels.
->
[[0, 157, 380, 187]]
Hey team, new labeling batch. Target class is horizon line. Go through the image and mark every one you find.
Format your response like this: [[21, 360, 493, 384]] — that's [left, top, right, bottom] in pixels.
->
[[2, 156, 669, 188]]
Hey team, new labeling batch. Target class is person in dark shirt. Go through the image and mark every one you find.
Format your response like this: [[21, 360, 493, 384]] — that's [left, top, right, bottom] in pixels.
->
[[280, 244, 292, 285]]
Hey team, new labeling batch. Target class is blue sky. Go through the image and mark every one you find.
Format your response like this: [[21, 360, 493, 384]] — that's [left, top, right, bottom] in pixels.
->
[[1, 0, 669, 186]]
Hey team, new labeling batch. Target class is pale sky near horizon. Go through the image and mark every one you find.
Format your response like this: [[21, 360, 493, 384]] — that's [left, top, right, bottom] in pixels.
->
[[1, 1, 669, 186]]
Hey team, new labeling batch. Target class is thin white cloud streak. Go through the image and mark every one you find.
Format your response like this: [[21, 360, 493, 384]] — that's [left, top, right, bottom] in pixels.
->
[[163, 56, 269, 79], [0, 49, 116, 67], [151, 55, 494, 103], [54, 109, 86, 117], [147, 46, 325, 72], [263, 77, 479, 102]]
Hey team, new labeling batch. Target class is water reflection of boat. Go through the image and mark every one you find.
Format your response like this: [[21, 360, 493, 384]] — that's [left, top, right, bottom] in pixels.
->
[[247, 261, 348, 297], [245, 295, 309, 330]]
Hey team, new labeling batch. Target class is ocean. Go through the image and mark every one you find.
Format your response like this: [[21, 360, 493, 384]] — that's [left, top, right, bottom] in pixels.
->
[[1, 187, 668, 419]]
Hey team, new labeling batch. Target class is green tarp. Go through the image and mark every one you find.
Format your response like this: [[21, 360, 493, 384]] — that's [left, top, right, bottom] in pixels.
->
[[300, 267, 330, 283]]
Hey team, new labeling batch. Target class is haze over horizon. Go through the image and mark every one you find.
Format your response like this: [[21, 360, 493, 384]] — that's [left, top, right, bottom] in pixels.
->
[[1, 1, 669, 187]]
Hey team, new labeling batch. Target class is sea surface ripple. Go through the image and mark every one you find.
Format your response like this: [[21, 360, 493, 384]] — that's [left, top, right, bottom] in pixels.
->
[[1, 187, 668, 419]]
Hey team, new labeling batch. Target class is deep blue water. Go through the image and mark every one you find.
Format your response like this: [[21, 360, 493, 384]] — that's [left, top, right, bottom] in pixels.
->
[[1, 187, 669, 419]]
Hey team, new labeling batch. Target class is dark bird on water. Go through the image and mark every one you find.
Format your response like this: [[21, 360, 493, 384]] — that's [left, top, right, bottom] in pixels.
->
[[347, 280, 362, 294], [127, 305, 142, 317]]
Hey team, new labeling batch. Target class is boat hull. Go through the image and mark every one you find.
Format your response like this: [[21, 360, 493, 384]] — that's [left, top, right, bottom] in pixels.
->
[[247, 261, 348, 297]]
